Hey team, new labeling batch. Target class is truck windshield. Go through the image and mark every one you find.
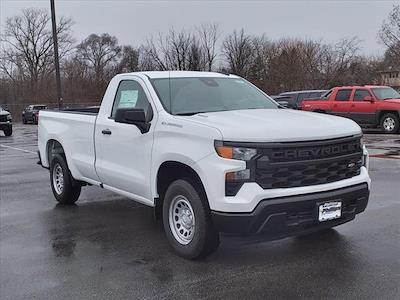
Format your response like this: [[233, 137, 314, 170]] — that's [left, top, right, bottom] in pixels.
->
[[151, 77, 278, 115], [372, 87, 400, 100]]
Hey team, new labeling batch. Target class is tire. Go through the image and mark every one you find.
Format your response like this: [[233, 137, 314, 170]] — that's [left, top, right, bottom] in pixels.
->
[[33, 116, 38, 125], [380, 113, 399, 134], [162, 179, 219, 259], [4, 127, 12, 136], [49, 154, 81, 204], [22, 117, 27, 124]]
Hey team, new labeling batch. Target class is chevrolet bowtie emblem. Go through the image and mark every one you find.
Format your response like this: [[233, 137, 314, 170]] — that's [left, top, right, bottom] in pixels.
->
[[347, 162, 356, 168]]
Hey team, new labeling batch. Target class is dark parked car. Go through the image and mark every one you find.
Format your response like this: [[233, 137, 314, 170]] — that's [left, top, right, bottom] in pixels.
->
[[22, 104, 47, 124], [0, 105, 12, 136], [270, 96, 289, 108], [275, 90, 328, 109]]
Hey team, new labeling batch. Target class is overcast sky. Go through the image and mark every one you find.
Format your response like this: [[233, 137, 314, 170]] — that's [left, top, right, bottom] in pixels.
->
[[1, 0, 398, 56]]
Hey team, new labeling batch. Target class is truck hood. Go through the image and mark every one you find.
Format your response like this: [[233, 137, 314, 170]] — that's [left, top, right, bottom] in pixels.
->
[[187, 109, 361, 142]]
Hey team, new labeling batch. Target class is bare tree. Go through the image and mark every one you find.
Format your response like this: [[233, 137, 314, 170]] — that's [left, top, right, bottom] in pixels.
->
[[320, 37, 361, 86], [222, 29, 255, 77], [141, 28, 208, 71], [197, 24, 220, 71], [141, 35, 168, 71], [62, 55, 90, 99], [76, 33, 121, 83], [0, 8, 73, 94], [247, 35, 276, 91], [116, 46, 139, 73], [167, 29, 194, 70], [379, 5, 400, 61]]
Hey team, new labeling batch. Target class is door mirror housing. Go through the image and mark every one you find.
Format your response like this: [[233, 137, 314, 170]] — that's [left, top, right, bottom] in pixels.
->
[[115, 108, 150, 133], [363, 95, 374, 102]]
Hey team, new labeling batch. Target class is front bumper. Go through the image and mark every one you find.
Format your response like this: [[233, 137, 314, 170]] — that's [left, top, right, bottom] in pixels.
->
[[211, 183, 369, 238]]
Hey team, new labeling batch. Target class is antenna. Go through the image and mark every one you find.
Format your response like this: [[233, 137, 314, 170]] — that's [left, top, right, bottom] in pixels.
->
[[168, 70, 172, 113]]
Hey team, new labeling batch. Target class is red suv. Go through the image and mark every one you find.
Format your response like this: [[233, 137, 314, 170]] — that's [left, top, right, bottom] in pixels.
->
[[301, 86, 400, 133]]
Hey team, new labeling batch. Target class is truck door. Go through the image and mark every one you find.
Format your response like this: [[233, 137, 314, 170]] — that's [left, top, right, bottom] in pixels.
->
[[349, 89, 378, 125], [331, 89, 353, 118], [94, 79, 155, 204]]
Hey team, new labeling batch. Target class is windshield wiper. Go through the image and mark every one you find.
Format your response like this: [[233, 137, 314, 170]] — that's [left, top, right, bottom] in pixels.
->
[[174, 112, 200, 116]]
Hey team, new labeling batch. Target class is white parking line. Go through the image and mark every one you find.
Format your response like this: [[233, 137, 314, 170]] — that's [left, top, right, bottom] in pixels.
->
[[0, 144, 36, 154]]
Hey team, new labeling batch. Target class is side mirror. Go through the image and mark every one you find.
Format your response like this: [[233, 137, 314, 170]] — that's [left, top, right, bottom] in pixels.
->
[[364, 96, 374, 102], [115, 108, 150, 134]]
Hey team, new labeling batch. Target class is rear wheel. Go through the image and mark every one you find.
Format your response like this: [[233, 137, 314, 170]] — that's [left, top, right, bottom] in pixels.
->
[[162, 179, 219, 259], [50, 154, 81, 204], [4, 127, 12, 136], [380, 113, 399, 134]]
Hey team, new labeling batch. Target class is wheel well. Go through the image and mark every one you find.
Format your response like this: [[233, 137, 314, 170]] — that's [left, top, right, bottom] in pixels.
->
[[46, 140, 86, 187], [46, 139, 65, 165], [378, 110, 400, 122], [155, 161, 207, 219]]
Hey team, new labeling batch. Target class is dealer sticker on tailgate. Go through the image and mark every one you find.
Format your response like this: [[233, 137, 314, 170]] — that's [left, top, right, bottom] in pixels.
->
[[318, 201, 342, 222]]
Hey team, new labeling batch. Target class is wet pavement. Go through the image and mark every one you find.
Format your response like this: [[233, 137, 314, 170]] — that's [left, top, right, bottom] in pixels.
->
[[1, 125, 399, 299]]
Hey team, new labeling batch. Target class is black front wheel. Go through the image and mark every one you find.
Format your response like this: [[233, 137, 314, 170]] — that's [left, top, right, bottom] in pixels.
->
[[162, 179, 219, 259], [50, 154, 81, 204], [3, 127, 12, 136]]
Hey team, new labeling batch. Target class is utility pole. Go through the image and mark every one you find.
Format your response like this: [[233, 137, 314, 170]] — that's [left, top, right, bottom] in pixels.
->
[[50, 0, 62, 109]]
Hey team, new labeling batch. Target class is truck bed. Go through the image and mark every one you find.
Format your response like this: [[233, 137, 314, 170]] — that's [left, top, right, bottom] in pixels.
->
[[38, 107, 99, 183]]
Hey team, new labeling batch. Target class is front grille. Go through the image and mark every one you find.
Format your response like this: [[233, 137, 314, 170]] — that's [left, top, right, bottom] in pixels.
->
[[253, 135, 363, 189], [0, 115, 7, 122]]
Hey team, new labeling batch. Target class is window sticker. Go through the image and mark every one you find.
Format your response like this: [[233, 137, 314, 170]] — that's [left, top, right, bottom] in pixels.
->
[[119, 90, 138, 108]]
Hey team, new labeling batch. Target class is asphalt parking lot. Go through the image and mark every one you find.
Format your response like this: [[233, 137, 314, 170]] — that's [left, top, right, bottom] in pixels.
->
[[1, 124, 399, 299]]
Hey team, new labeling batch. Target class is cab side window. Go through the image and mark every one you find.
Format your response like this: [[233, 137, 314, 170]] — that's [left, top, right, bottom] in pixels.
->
[[111, 80, 152, 120], [354, 89, 371, 101], [335, 89, 352, 101]]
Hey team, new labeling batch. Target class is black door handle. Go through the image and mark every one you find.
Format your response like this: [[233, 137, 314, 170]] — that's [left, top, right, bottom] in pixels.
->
[[102, 129, 112, 135]]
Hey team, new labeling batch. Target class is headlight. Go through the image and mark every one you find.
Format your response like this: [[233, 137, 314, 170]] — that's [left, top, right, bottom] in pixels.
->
[[214, 141, 257, 161], [215, 141, 258, 196], [6, 114, 12, 121]]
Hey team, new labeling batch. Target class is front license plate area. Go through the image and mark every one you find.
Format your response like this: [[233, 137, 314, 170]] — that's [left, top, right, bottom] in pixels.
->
[[318, 201, 342, 222]]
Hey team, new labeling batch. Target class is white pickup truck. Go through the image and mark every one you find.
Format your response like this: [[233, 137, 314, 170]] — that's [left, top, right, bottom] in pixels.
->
[[38, 71, 371, 259]]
